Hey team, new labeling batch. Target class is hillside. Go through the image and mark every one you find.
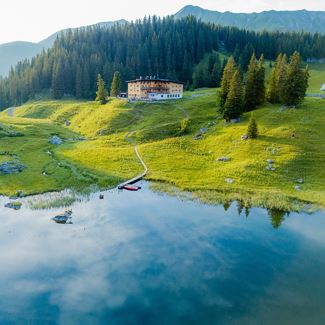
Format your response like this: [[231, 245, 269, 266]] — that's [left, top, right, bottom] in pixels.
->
[[0, 91, 324, 210], [0, 19, 127, 77], [175, 5, 325, 34]]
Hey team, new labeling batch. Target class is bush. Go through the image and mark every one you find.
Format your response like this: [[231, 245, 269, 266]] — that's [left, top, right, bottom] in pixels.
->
[[247, 114, 258, 139], [179, 118, 191, 135]]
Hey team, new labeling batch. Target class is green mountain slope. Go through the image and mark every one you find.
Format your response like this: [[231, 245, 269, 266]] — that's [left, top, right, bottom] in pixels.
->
[[175, 5, 325, 34]]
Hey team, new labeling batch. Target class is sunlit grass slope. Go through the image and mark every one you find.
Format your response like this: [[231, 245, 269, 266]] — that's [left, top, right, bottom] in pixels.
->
[[0, 90, 324, 209]]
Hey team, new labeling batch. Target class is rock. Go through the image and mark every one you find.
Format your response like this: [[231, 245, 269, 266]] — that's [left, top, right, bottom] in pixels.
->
[[49, 136, 63, 145], [217, 156, 231, 162], [225, 178, 235, 184], [200, 127, 208, 134], [241, 134, 249, 141], [99, 194, 104, 200], [294, 185, 302, 191], [230, 118, 241, 123], [267, 159, 274, 164], [193, 134, 202, 140], [296, 178, 304, 184], [0, 162, 25, 174], [65, 120, 71, 127], [5, 201, 22, 210], [52, 210, 73, 224], [266, 165, 276, 171]]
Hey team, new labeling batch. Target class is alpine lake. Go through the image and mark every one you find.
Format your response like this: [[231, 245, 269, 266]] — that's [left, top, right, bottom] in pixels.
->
[[0, 181, 324, 325]]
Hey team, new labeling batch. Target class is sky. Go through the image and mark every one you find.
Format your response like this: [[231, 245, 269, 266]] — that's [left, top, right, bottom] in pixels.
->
[[0, 0, 324, 44]]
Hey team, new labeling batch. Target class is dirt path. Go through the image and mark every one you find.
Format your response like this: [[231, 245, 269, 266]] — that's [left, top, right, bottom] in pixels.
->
[[175, 105, 190, 119]]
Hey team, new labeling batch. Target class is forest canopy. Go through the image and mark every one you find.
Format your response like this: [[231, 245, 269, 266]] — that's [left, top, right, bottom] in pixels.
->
[[0, 16, 324, 109]]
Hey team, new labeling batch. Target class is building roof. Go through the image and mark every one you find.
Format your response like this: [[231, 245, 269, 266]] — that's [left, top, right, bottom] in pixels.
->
[[126, 76, 184, 84]]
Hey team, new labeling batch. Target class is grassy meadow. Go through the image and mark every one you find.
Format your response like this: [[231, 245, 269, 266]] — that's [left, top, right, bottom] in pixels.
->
[[0, 88, 324, 210]]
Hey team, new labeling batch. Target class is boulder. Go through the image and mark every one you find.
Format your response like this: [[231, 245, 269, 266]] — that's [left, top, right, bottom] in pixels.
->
[[294, 185, 302, 191], [200, 127, 208, 134], [52, 210, 73, 224], [49, 136, 63, 145], [241, 134, 249, 141], [217, 156, 231, 162], [267, 159, 274, 164], [225, 178, 235, 184], [65, 120, 71, 127], [5, 201, 22, 210], [0, 162, 25, 174], [230, 118, 241, 123], [296, 178, 304, 184]]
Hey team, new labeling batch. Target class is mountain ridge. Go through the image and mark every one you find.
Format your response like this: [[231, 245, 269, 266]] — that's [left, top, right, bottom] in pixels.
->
[[175, 5, 325, 34], [0, 19, 127, 76]]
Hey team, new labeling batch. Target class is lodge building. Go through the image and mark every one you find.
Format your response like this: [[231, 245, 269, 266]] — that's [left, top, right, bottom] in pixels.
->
[[127, 76, 184, 101]]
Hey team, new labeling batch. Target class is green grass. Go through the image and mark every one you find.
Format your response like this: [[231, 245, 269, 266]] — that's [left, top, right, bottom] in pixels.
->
[[0, 89, 324, 210], [308, 63, 325, 94]]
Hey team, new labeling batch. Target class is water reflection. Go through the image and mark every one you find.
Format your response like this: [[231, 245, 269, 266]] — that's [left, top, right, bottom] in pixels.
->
[[0, 182, 324, 324]]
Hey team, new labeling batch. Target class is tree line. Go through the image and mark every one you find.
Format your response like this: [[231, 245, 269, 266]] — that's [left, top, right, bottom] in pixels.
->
[[219, 51, 309, 121], [0, 16, 322, 109]]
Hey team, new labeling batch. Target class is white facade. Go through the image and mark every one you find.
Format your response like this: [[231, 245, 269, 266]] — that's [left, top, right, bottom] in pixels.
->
[[321, 84, 325, 91], [148, 92, 183, 101]]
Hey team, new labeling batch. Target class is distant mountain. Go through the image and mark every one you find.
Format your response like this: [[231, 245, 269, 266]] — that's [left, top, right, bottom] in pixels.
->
[[0, 19, 127, 77], [175, 5, 325, 34]]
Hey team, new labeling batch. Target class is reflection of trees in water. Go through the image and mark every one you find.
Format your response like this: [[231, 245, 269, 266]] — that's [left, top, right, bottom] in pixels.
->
[[237, 201, 251, 218], [267, 209, 290, 229]]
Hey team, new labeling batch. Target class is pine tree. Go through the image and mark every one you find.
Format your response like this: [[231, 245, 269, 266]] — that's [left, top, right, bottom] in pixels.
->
[[110, 71, 122, 97], [244, 53, 257, 111], [220, 56, 236, 110], [266, 67, 278, 103], [52, 61, 65, 99], [223, 70, 243, 121], [282, 51, 309, 107], [96, 74, 108, 105], [278, 54, 288, 102], [247, 113, 258, 138], [75, 65, 83, 99], [256, 54, 266, 105]]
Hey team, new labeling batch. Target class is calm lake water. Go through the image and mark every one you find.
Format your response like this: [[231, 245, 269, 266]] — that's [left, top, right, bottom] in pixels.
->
[[0, 181, 325, 325]]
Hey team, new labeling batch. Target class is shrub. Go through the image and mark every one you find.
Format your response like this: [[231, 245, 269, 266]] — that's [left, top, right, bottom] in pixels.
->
[[179, 118, 191, 135]]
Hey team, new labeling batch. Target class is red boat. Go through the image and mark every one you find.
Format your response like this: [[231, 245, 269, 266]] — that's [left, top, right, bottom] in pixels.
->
[[122, 185, 141, 191]]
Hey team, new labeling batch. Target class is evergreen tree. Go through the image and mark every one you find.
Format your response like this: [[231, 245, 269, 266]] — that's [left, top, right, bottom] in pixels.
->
[[110, 71, 122, 97], [247, 113, 258, 138], [282, 51, 309, 106], [95, 74, 108, 104], [52, 61, 65, 99], [244, 53, 257, 111], [223, 70, 243, 121], [278, 54, 288, 102], [256, 54, 266, 105], [75, 65, 83, 99], [220, 56, 236, 110], [267, 67, 279, 103]]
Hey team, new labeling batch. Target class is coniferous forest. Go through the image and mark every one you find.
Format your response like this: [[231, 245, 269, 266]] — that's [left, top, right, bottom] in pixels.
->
[[0, 15, 324, 109]]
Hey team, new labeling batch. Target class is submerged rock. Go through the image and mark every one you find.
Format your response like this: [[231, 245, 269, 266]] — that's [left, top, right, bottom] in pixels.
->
[[5, 201, 22, 210], [0, 162, 25, 174], [52, 210, 73, 224]]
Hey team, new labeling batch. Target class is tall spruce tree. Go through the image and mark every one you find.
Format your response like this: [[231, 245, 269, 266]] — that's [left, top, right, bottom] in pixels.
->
[[52, 61, 65, 99], [256, 54, 266, 105], [75, 65, 83, 99], [267, 54, 283, 103], [96, 74, 108, 105], [244, 53, 257, 111], [247, 113, 258, 138], [278, 54, 288, 102], [282, 51, 309, 106], [110, 71, 122, 97], [220, 56, 236, 111], [223, 70, 243, 121]]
